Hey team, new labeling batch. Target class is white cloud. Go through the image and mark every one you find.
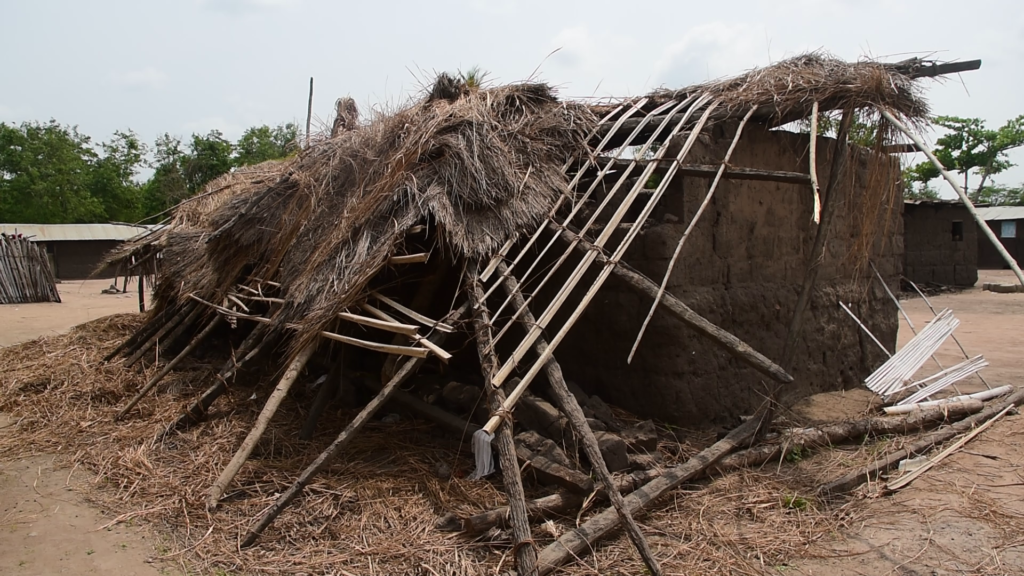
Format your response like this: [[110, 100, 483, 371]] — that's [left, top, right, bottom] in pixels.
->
[[651, 23, 778, 89], [547, 26, 641, 96], [110, 67, 169, 90]]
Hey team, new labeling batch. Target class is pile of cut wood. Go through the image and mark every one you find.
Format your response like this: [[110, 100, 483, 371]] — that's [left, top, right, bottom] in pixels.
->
[[0, 233, 60, 304]]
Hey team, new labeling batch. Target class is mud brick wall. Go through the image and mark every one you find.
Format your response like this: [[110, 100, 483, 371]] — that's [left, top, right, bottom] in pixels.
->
[[556, 124, 902, 427], [903, 203, 978, 287]]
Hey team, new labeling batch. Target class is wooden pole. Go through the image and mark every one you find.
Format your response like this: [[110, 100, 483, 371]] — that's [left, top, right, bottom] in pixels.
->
[[116, 316, 223, 420], [156, 324, 274, 442], [879, 109, 1024, 287], [496, 263, 664, 576], [536, 413, 763, 575], [207, 342, 317, 510], [125, 302, 198, 367], [305, 77, 314, 149], [551, 224, 792, 383], [781, 108, 853, 370], [138, 271, 145, 313], [819, 387, 1024, 496], [240, 303, 468, 546], [466, 262, 538, 576], [104, 306, 171, 362]]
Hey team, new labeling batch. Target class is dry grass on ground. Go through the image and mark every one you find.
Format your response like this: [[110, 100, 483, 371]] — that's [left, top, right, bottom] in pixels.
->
[[0, 314, 1011, 575]]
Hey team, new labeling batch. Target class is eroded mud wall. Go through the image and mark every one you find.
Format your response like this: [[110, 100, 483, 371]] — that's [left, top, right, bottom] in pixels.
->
[[556, 124, 902, 427]]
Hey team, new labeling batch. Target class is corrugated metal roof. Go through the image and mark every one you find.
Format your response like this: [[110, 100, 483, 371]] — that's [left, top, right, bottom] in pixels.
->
[[0, 223, 157, 241], [975, 206, 1024, 222]]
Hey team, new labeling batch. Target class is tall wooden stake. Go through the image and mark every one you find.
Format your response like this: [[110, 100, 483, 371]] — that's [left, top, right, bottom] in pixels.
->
[[208, 342, 317, 510], [125, 302, 198, 367], [496, 263, 664, 576], [305, 77, 314, 148], [467, 262, 538, 576], [138, 271, 146, 313], [240, 304, 467, 546], [780, 108, 853, 370]]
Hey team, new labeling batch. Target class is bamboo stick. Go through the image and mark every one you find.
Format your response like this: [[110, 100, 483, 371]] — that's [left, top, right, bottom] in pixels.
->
[[883, 385, 1011, 414], [239, 303, 467, 545], [808, 101, 822, 223], [466, 263, 538, 576], [387, 253, 430, 265], [125, 303, 197, 367], [904, 277, 992, 389], [630, 107, 756, 362], [552, 223, 791, 382], [207, 342, 317, 510], [116, 315, 223, 420], [337, 311, 419, 336], [887, 404, 1013, 491], [371, 292, 454, 332], [359, 304, 452, 360], [494, 264, 664, 576]]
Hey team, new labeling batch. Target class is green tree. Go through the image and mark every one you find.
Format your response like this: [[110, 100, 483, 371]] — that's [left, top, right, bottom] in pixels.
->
[[976, 184, 1024, 206], [183, 130, 233, 193], [0, 120, 104, 223], [140, 134, 189, 219], [907, 115, 1024, 201], [89, 130, 148, 222], [234, 123, 299, 167]]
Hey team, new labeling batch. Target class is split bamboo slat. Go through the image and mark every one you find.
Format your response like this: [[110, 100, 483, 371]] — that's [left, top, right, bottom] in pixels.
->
[[0, 235, 61, 304]]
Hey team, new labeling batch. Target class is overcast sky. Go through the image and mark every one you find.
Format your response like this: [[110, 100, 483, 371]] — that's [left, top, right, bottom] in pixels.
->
[[2, 0, 1022, 193]]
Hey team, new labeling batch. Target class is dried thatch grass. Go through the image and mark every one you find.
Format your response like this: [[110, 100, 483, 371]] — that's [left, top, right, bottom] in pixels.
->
[[0, 316, 948, 576], [642, 52, 928, 126]]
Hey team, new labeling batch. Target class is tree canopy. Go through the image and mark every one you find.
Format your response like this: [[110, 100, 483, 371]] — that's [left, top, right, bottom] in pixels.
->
[[0, 121, 300, 224], [904, 115, 1024, 202]]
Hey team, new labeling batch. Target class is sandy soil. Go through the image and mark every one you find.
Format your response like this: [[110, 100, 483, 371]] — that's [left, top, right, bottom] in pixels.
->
[[0, 272, 1021, 575], [0, 279, 144, 348], [0, 413, 177, 576], [790, 269, 1024, 576]]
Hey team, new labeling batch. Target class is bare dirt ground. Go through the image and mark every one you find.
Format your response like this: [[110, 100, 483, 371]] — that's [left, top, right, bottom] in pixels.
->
[[0, 280, 174, 576], [0, 272, 1021, 575], [0, 279, 143, 348], [789, 269, 1024, 576]]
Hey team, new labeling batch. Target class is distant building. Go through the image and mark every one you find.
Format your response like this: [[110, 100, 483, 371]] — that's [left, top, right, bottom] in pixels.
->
[[902, 200, 978, 287], [975, 206, 1024, 270], [0, 224, 154, 280]]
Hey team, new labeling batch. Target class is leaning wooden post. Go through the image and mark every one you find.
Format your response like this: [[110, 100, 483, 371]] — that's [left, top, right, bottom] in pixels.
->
[[879, 108, 1024, 287], [496, 263, 664, 576], [467, 262, 539, 576], [550, 224, 792, 383], [780, 108, 853, 370], [207, 341, 317, 510], [240, 303, 468, 546], [156, 324, 274, 442], [116, 315, 223, 420], [535, 414, 763, 575], [125, 302, 198, 367]]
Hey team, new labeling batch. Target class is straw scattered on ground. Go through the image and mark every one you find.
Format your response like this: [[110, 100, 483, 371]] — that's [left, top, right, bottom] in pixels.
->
[[2, 316, 1003, 576]]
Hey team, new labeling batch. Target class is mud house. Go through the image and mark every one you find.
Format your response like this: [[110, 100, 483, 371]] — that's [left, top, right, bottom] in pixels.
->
[[0, 223, 154, 280], [559, 122, 902, 426], [975, 206, 1024, 269], [901, 199, 978, 287]]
